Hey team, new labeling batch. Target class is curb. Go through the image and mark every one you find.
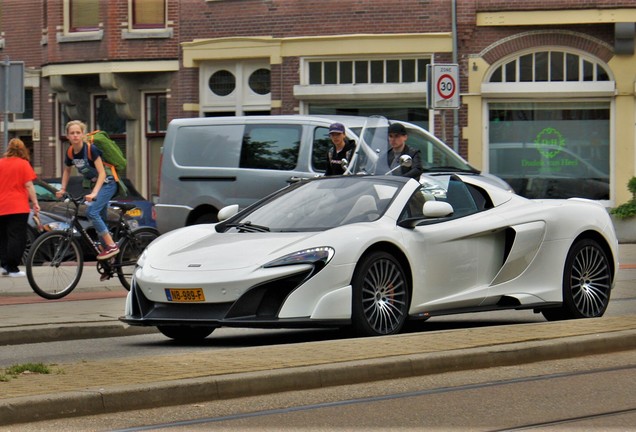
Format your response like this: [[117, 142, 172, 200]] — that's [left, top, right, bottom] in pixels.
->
[[2, 328, 635, 426], [0, 322, 157, 346]]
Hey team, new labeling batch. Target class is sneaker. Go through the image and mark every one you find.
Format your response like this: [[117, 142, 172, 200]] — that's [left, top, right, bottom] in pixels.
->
[[97, 244, 120, 260], [1, 266, 8, 276], [8, 271, 26, 278], [99, 273, 111, 282]]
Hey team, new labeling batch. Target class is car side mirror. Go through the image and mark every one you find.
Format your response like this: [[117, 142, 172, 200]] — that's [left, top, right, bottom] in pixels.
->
[[399, 154, 412, 168], [423, 201, 453, 218], [218, 204, 239, 221], [385, 154, 413, 175]]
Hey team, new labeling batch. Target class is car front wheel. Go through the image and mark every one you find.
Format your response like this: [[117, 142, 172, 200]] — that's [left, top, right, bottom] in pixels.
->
[[351, 251, 410, 336], [542, 239, 612, 321]]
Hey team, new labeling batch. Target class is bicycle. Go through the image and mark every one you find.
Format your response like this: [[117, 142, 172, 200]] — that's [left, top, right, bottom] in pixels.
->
[[25, 193, 159, 299]]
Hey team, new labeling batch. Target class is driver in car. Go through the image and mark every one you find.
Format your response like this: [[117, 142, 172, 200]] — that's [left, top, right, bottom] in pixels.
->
[[387, 122, 423, 179]]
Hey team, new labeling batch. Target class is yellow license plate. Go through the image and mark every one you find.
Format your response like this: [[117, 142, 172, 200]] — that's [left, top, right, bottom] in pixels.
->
[[165, 288, 206, 302], [126, 208, 142, 217]]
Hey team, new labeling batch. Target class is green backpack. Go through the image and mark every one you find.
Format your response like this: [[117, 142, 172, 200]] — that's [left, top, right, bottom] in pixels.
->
[[67, 130, 128, 196], [86, 130, 127, 175]]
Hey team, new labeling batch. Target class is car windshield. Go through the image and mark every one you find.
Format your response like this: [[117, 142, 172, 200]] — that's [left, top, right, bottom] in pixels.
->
[[34, 181, 59, 202], [224, 177, 403, 232], [347, 116, 476, 176]]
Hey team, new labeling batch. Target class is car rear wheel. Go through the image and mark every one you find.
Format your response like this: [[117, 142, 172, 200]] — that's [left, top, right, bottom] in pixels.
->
[[351, 251, 410, 336], [157, 325, 215, 342], [542, 239, 612, 321]]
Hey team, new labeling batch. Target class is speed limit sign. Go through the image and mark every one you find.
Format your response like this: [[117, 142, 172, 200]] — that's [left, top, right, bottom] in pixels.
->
[[437, 74, 456, 99], [427, 64, 460, 109]]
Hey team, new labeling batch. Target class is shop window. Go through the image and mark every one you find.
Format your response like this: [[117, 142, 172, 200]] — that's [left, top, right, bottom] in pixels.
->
[[308, 105, 428, 131], [488, 102, 610, 200]]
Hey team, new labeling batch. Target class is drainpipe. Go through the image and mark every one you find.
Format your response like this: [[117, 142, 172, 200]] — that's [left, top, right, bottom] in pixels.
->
[[451, 0, 459, 153]]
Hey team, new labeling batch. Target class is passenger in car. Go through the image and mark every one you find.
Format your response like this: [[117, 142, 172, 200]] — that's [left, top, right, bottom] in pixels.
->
[[325, 122, 355, 176]]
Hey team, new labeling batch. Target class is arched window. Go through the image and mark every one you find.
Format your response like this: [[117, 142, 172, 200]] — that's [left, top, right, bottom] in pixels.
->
[[488, 50, 610, 83]]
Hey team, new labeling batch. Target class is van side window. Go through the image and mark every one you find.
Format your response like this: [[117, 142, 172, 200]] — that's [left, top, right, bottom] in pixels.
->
[[240, 124, 302, 170], [173, 125, 242, 167], [312, 126, 331, 172]]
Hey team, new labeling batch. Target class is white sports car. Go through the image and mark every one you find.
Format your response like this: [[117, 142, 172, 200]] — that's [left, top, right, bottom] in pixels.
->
[[121, 173, 618, 341]]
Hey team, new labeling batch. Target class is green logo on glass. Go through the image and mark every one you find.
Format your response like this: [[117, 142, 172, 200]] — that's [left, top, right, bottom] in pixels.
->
[[534, 127, 565, 158]]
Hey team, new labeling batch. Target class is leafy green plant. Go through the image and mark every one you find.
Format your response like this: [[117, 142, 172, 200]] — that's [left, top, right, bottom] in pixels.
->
[[0, 363, 51, 381], [6, 363, 51, 375], [610, 176, 636, 219]]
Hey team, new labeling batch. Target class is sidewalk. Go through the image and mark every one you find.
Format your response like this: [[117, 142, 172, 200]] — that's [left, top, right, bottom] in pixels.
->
[[1, 246, 636, 425]]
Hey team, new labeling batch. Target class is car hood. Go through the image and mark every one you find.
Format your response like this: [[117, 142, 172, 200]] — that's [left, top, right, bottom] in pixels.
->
[[148, 225, 318, 271]]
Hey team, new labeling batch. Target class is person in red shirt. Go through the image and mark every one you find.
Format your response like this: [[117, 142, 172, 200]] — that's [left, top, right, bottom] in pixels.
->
[[0, 138, 40, 277]]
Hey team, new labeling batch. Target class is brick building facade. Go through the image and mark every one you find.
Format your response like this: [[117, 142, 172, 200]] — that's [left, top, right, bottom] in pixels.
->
[[1, 0, 635, 206]]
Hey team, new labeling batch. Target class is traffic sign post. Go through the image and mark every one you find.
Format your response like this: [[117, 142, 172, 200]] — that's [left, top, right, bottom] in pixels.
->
[[427, 64, 460, 109], [0, 59, 25, 153]]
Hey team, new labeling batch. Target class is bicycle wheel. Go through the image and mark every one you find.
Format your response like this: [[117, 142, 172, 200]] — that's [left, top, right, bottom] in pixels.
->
[[116, 227, 159, 290], [26, 231, 84, 300]]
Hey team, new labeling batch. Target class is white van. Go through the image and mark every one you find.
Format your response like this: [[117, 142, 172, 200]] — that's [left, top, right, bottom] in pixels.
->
[[155, 115, 499, 233]]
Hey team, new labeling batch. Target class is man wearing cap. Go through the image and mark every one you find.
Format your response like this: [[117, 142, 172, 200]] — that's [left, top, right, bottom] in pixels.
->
[[325, 122, 355, 176], [387, 122, 423, 179]]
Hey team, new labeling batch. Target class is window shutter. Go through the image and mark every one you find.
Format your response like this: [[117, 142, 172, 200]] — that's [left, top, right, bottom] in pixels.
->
[[70, 0, 99, 32], [133, 0, 165, 29]]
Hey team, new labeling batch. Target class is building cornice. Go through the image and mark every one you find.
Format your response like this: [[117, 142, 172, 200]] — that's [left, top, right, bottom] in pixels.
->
[[182, 33, 452, 67], [42, 60, 180, 77], [477, 8, 636, 26]]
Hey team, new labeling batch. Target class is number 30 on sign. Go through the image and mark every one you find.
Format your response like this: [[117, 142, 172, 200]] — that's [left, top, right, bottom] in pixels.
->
[[427, 64, 460, 109]]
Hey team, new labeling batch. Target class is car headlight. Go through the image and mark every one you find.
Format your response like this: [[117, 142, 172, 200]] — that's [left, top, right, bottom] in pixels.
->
[[263, 247, 335, 269]]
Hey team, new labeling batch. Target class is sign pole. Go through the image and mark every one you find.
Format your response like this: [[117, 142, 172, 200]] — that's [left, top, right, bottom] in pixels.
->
[[3, 57, 8, 154]]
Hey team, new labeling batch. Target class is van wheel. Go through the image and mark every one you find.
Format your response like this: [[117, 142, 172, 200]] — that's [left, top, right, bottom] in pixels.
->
[[192, 213, 218, 225]]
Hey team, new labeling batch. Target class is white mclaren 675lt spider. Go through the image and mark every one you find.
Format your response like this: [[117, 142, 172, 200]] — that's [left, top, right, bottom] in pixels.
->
[[121, 173, 618, 341]]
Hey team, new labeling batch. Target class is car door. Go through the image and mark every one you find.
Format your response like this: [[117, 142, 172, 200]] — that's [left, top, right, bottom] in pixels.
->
[[400, 176, 509, 314]]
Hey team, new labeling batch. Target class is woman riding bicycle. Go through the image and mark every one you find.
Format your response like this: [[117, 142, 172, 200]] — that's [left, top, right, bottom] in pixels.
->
[[56, 120, 119, 260]]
